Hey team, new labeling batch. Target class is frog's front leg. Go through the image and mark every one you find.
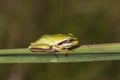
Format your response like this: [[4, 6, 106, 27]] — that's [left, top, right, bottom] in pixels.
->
[[52, 45, 70, 53]]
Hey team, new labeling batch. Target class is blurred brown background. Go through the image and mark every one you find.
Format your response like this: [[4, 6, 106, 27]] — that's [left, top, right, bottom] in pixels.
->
[[0, 0, 120, 80]]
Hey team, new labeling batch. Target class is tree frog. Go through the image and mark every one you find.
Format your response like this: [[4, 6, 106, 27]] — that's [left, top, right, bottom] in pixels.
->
[[28, 34, 79, 53]]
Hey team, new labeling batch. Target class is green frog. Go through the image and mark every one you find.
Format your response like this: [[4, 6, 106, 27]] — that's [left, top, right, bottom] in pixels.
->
[[28, 34, 79, 52]]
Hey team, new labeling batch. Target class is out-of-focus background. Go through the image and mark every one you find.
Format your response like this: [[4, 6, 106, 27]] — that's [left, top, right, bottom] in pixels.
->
[[0, 0, 120, 80]]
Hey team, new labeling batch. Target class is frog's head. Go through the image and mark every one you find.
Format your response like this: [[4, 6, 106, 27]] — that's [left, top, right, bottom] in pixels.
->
[[57, 34, 79, 49]]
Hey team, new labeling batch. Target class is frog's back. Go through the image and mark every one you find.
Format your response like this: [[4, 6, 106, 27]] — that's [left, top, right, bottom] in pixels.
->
[[34, 34, 71, 45]]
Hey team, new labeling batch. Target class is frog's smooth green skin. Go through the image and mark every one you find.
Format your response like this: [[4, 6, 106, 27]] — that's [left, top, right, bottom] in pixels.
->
[[28, 34, 79, 52]]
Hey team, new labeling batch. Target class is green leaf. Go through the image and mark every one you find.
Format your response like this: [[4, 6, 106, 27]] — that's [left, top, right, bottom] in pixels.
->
[[0, 43, 120, 63]]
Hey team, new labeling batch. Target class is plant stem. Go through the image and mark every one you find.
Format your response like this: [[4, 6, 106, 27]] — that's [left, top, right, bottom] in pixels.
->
[[0, 43, 120, 63]]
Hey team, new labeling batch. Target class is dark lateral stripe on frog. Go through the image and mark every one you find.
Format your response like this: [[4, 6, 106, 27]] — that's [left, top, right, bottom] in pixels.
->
[[58, 38, 76, 45]]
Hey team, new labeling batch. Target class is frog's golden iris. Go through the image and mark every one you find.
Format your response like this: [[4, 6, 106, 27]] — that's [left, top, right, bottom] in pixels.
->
[[28, 34, 79, 52]]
